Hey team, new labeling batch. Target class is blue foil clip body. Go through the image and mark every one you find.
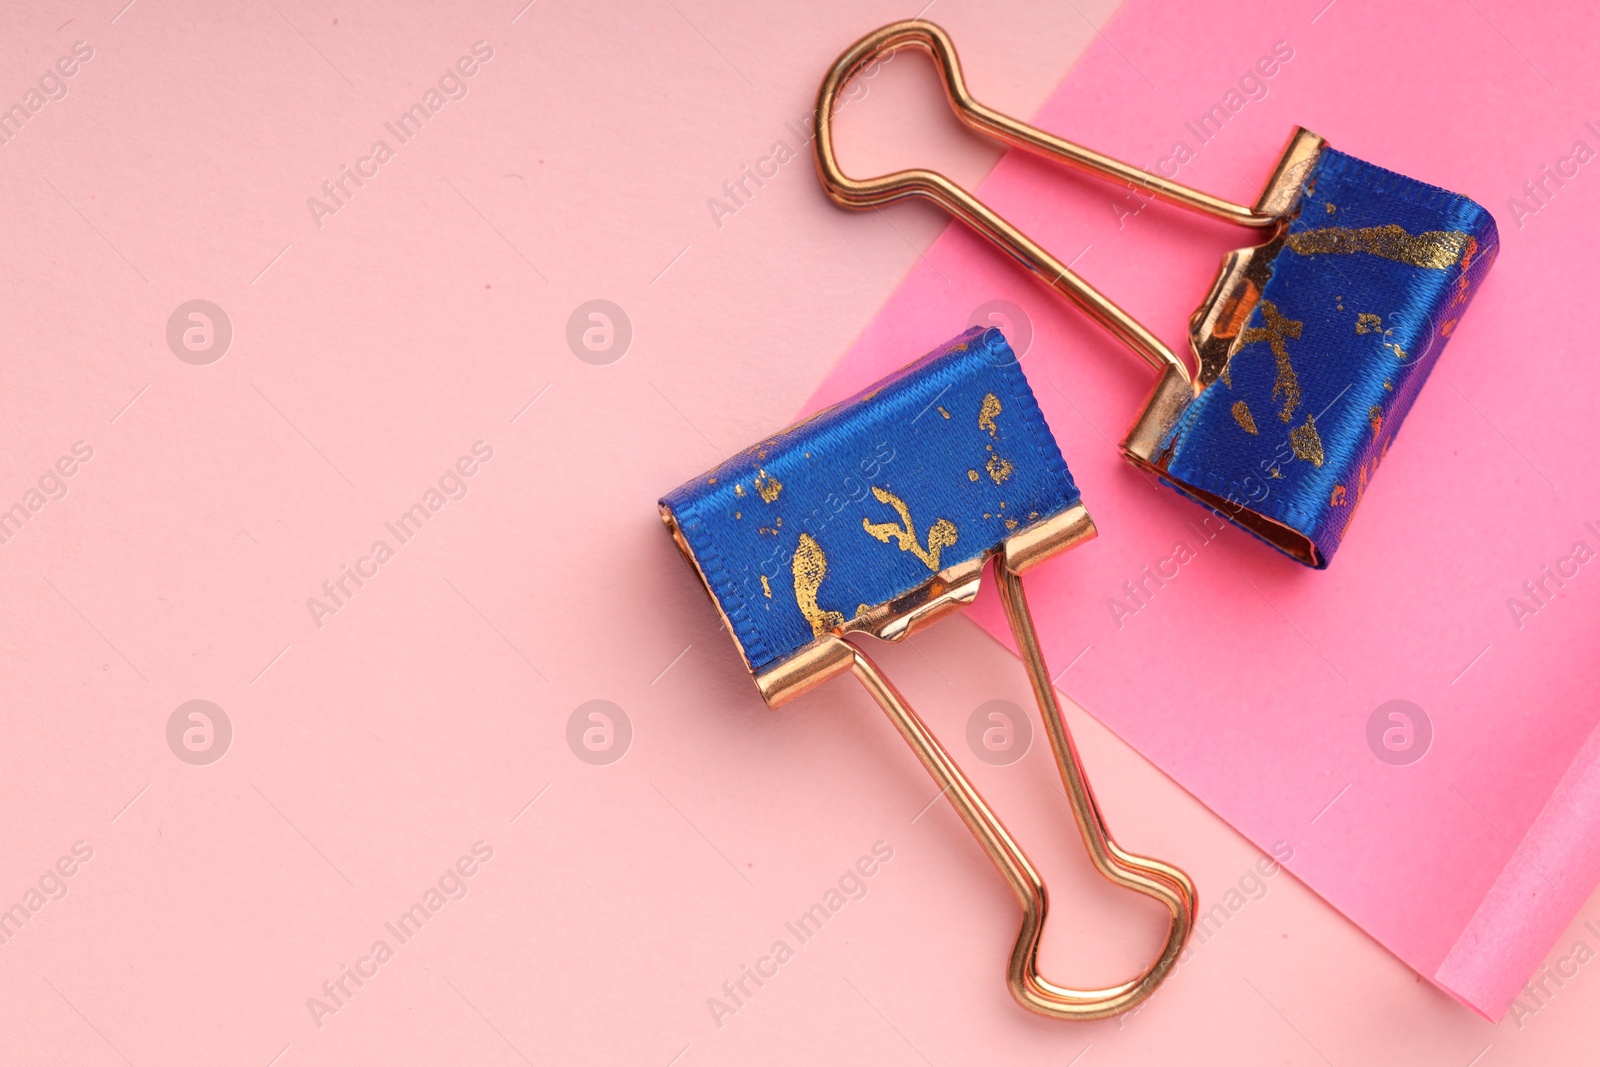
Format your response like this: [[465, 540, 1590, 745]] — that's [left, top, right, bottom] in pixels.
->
[[659, 327, 1081, 675], [1137, 145, 1498, 567]]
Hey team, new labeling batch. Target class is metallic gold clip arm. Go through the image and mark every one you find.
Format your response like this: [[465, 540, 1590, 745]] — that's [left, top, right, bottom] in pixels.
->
[[845, 557, 1194, 1019], [814, 20, 1279, 385]]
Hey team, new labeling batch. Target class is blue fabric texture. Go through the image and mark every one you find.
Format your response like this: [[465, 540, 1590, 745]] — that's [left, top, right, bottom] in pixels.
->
[[660, 327, 1081, 673], [1159, 147, 1498, 567]]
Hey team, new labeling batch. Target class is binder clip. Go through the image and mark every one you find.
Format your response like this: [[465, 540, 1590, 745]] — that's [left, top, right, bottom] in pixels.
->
[[814, 22, 1498, 567], [659, 327, 1195, 1019]]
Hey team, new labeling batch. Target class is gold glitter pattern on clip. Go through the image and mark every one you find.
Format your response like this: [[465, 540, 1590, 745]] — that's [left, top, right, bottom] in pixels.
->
[[1287, 224, 1472, 270], [1369, 405, 1384, 440], [1240, 301, 1304, 423], [1290, 415, 1325, 467], [985, 454, 1014, 484], [792, 534, 845, 637], [862, 486, 958, 572], [1356, 313, 1382, 334], [760, 574, 771, 599], [754, 469, 782, 504], [1231, 400, 1259, 435], [978, 393, 1002, 436], [967, 469, 979, 482]]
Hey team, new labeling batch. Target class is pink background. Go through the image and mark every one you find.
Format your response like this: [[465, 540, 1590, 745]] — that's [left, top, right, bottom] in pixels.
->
[[0, 0, 1595, 1064]]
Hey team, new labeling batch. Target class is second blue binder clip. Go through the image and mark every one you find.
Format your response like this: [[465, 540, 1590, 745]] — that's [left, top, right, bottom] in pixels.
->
[[659, 327, 1195, 1019]]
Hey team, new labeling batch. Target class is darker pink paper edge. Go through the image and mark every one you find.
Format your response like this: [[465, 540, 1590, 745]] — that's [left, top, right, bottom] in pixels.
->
[[1434, 721, 1600, 1020]]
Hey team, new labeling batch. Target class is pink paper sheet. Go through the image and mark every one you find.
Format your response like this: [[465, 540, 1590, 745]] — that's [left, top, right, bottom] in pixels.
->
[[806, 0, 1600, 1019]]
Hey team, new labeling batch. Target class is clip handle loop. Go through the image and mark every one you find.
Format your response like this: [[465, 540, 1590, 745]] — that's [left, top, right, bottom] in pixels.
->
[[814, 20, 1278, 385], [845, 558, 1195, 1019]]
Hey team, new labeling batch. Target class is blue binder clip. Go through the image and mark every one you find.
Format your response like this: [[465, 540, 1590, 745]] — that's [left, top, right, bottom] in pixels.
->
[[660, 327, 1195, 1019], [815, 22, 1498, 567]]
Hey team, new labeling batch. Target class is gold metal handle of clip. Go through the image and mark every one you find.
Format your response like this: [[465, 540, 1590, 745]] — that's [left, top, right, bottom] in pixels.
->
[[814, 20, 1279, 385], [846, 560, 1195, 1019]]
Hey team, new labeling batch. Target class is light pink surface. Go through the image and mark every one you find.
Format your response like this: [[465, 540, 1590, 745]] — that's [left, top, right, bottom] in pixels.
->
[[807, 0, 1600, 1023], [3, 0, 1597, 1063]]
